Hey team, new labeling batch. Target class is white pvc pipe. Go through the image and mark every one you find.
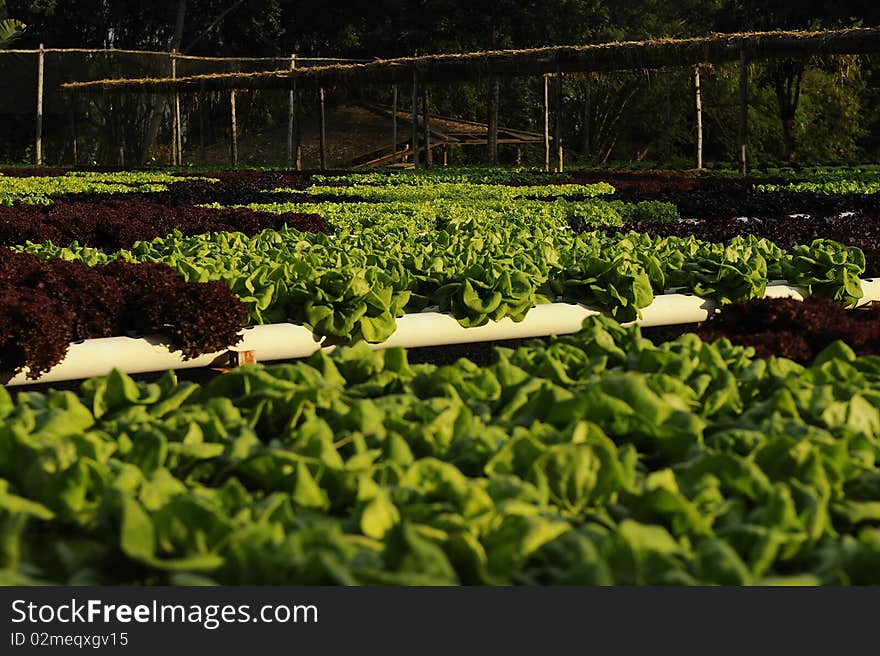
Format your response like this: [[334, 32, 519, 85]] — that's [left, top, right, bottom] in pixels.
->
[[237, 323, 322, 360], [861, 277, 880, 305], [3, 336, 228, 387], [6, 278, 880, 386]]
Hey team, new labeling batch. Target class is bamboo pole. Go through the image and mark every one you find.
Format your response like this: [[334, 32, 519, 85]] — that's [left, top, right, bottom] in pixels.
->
[[543, 75, 550, 172], [0, 47, 369, 59], [229, 90, 238, 167], [198, 94, 205, 163], [8, 30, 880, 64], [738, 46, 749, 175], [694, 65, 703, 170], [488, 76, 499, 163], [294, 84, 302, 170], [172, 50, 182, 165], [391, 85, 398, 164], [35, 43, 44, 166], [60, 29, 880, 94], [422, 87, 431, 167], [411, 72, 419, 169], [319, 86, 327, 170], [664, 69, 672, 162], [171, 51, 177, 164], [287, 54, 296, 168], [555, 69, 564, 173], [176, 59, 183, 165], [70, 107, 78, 165], [582, 74, 590, 159], [118, 93, 126, 166]]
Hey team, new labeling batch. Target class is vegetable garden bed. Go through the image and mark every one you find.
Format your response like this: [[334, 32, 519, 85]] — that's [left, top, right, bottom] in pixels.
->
[[2, 165, 880, 586]]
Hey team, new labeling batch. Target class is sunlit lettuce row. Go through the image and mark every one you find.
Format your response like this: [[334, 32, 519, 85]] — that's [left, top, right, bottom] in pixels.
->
[[0, 171, 216, 206], [19, 206, 866, 344], [295, 181, 615, 201]]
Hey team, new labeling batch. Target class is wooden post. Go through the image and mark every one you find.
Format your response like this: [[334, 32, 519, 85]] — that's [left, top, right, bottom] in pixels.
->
[[171, 51, 177, 165], [319, 87, 327, 170], [391, 85, 398, 164], [443, 144, 448, 166], [411, 72, 420, 169], [294, 83, 302, 170], [422, 87, 431, 167], [229, 90, 238, 167], [582, 75, 591, 159], [179, 92, 184, 165], [694, 65, 703, 170], [119, 111, 126, 166], [287, 54, 296, 168], [664, 69, 672, 163], [543, 75, 550, 172], [171, 50, 182, 165], [35, 43, 44, 166], [555, 69, 564, 173], [198, 94, 205, 164], [516, 145, 522, 165], [70, 107, 78, 165], [488, 76, 499, 163], [738, 46, 748, 176]]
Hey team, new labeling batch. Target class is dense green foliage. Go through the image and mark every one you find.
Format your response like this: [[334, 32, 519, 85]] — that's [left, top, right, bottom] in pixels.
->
[[3, 317, 880, 585]]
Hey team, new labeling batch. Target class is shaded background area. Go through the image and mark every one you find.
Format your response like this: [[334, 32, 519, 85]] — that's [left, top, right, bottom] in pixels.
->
[[2, 0, 880, 168]]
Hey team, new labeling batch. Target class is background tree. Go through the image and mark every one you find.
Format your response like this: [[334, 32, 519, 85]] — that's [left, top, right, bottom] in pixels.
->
[[716, 0, 878, 160], [0, 0, 25, 47], [1, 0, 878, 166]]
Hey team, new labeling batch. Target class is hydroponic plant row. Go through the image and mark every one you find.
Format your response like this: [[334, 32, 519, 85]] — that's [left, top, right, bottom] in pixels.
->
[[17, 220, 868, 344]]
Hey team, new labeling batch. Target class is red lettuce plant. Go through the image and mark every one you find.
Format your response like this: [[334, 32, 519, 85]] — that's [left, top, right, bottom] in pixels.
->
[[0, 250, 246, 378]]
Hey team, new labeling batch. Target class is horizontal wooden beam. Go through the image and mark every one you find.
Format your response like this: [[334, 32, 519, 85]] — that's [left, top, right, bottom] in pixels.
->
[[366, 103, 544, 139], [362, 104, 458, 142], [449, 138, 545, 145], [63, 28, 880, 94]]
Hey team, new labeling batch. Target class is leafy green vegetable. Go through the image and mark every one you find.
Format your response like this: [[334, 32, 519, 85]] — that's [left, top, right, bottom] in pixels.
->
[[2, 317, 880, 585], [0, 171, 215, 206]]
